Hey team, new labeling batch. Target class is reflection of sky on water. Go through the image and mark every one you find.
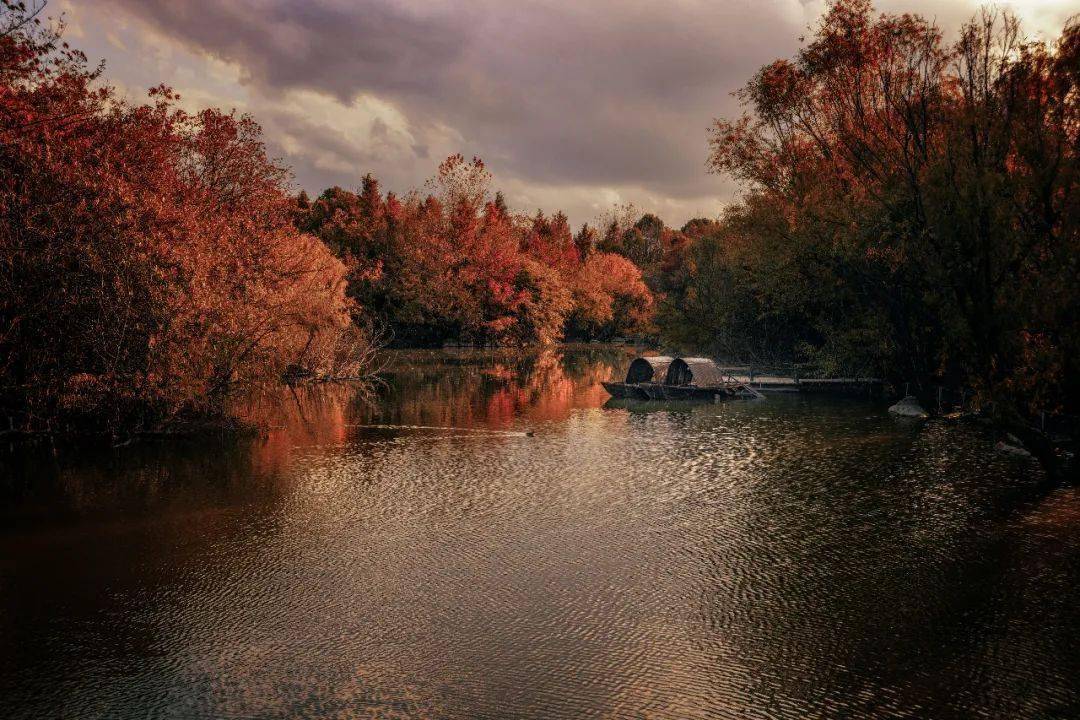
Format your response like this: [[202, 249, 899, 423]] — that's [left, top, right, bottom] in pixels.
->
[[1, 347, 1076, 719]]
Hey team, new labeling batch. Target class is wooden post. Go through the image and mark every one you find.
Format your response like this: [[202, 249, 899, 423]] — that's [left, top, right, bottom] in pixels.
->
[[937, 386, 942, 413], [904, 382, 909, 397]]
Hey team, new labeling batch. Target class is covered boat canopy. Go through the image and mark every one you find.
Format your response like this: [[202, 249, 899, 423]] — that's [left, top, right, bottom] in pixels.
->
[[625, 356, 674, 383], [664, 357, 727, 387]]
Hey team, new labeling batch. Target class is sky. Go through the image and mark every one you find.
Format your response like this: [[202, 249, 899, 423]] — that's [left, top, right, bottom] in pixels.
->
[[59, 0, 1075, 228]]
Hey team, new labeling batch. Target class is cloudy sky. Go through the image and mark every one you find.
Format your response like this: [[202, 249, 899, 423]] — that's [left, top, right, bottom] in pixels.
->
[[59, 0, 1073, 227]]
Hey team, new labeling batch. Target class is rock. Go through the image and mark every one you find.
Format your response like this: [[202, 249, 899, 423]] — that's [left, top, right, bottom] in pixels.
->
[[995, 440, 1032, 457], [888, 395, 929, 418]]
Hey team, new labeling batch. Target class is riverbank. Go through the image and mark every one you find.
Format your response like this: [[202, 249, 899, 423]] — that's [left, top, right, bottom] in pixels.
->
[[7, 344, 1073, 492]]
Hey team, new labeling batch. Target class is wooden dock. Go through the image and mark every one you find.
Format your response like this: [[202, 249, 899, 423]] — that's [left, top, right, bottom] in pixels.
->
[[723, 374, 882, 392], [716, 366, 883, 394], [602, 360, 883, 403]]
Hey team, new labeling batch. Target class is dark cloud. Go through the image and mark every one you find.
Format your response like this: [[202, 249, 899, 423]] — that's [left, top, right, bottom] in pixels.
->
[[83, 0, 1022, 224], [95, 0, 807, 198]]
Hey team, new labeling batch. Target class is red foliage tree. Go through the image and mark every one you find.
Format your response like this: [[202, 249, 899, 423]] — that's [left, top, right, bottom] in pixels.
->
[[300, 155, 660, 347], [0, 3, 356, 433]]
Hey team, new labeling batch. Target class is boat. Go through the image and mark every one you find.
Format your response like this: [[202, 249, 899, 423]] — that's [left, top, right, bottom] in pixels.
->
[[600, 381, 648, 399], [605, 356, 877, 401], [601, 357, 674, 399], [655, 384, 736, 401], [625, 356, 675, 384], [653, 357, 732, 400], [601, 356, 742, 402]]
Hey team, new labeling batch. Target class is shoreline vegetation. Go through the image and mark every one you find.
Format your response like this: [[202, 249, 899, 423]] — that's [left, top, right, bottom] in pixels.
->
[[1, 1, 1076, 481]]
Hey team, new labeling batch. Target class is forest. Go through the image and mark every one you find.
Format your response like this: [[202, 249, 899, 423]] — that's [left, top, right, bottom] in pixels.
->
[[292, 157, 654, 349], [1, 0, 1076, 442], [684, 0, 1078, 441]]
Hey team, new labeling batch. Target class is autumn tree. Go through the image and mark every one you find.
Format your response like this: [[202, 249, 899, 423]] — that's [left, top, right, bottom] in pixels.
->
[[300, 156, 661, 348], [567, 252, 654, 340], [685, 0, 1077, 446], [0, 2, 358, 434], [573, 223, 598, 258], [426, 153, 491, 210]]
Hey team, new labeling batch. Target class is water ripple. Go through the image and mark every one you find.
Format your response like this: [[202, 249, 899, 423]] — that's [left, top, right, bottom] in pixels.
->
[[0, 348, 1073, 719]]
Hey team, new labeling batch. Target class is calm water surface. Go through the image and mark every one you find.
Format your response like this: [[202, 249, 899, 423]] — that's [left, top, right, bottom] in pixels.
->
[[2, 347, 1078, 719]]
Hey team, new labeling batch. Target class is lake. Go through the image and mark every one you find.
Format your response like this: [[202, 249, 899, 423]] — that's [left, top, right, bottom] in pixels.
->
[[1, 346, 1078, 719]]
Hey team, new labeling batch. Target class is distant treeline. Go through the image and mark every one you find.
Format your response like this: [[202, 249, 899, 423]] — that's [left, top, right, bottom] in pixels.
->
[[292, 157, 654, 348]]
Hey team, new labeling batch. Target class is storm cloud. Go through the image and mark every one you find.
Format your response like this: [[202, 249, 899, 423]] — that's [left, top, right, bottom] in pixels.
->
[[68, 0, 1068, 225]]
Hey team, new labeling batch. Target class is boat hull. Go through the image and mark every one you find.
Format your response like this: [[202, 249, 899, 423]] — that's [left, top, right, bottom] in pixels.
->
[[659, 384, 736, 401], [601, 381, 649, 399], [602, 380, 737, 402]]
